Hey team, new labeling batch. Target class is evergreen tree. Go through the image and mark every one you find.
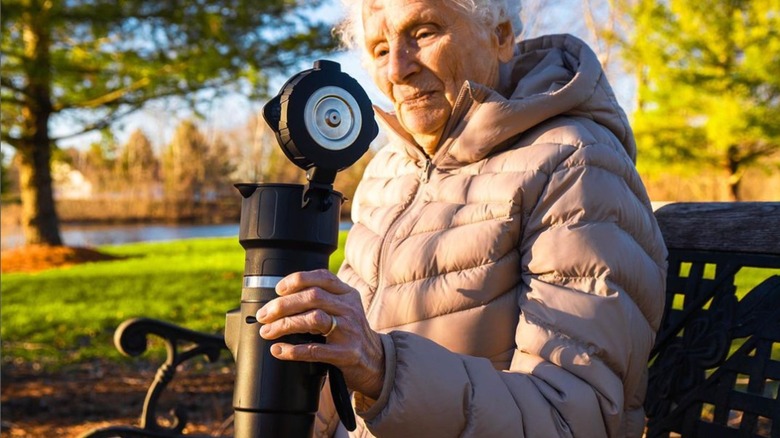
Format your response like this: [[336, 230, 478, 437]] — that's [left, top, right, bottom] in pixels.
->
[[1, 0, 336, 245]]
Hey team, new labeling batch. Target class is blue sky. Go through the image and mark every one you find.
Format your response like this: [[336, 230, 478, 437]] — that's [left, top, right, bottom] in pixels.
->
[[47, 1, 377, 153], [45, 0, 633, 154]]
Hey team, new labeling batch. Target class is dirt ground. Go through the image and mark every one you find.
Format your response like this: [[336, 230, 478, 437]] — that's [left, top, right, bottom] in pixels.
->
[[1, 245, 234, 437], [1, 361, 235, 437]]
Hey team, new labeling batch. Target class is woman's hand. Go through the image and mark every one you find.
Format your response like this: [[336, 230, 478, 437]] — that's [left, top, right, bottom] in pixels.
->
[[255, 269, 385, 399]]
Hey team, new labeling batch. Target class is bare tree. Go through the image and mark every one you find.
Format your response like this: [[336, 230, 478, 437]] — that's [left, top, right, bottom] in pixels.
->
[[118, 129, 159, 199], [162, 120, 209, 202], [225, 114, 278, 183]]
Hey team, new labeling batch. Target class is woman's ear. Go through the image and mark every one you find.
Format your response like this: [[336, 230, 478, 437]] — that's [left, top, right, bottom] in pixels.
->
[[495, 21, 515, 62]]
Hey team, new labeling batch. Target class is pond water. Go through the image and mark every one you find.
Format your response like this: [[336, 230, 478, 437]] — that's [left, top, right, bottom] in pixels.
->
[[1, 221, 354, 250], [1, 223, 240, 250]]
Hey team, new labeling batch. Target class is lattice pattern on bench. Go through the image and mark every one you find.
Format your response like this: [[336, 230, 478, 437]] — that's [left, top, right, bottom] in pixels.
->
[[645, 202, 780, 438], [645, 253, 780, 437]]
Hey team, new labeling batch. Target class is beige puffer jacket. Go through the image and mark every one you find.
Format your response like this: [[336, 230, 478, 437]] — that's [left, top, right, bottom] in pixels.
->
[[325, 34, 667, 438]]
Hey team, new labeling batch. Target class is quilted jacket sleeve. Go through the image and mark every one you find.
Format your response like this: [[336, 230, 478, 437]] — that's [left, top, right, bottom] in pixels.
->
[[353, 142, 667, 438]]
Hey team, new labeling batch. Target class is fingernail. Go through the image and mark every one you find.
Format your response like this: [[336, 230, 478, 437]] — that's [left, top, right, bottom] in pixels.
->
[[276, 279, 288, 294], [271, 344, 283, 356], [259, 325, 270, 336], [256, 308, 266, 321]]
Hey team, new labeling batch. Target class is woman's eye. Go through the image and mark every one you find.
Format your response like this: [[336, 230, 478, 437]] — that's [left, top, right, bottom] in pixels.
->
[[415, 28, 436, 40], [371, 41, 389, 58]]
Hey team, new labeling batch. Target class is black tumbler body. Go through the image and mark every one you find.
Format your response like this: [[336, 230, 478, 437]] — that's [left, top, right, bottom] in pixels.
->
[[225, 183, 343, 438]]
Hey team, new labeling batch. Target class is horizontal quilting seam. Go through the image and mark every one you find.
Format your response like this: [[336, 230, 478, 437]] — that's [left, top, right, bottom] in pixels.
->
[[349, 222, 385, 246], [521, 311, 603, 360], [532, 269, 655, 334], [417, 198, 516, 206], [523, 309, 623, 379], [534, 272, 628, 292], [364, 170, 543, 194], [543, 218, 636, 247], [538, 273, 607, 282], [534, 220, 662, 282], [367, 143, 592, 185], [407, 199, 513, 212], [550, 151, 649, 207], [553, 153, 629, 174], [545, 218, 619, 229], [381, 283, 520, 329], [535, 156, 662, 273], [383, 249, 519, 289], [534, 273, 626, 301], [359, 172, 417, 185], [521, 310, 626, 377], [515, 143, 581, 227], [541, 220, 658, 275], [400, 211, 522, 240], [445, 168, 540, 177]]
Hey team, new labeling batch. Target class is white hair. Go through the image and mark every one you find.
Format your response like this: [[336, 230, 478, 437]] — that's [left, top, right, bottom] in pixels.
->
[[335, 0, 523, 53]]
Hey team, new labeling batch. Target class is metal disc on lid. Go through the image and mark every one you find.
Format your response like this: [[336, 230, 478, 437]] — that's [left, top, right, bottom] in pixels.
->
[[303, 86, 362, 151], [262, 60, 378, 175]]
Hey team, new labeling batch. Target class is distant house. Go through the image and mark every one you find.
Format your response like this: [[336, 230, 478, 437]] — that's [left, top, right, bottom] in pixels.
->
[[52, 162, 93, 200]]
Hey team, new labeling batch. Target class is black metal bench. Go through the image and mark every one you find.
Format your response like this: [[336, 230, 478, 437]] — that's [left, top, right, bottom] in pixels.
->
[[82, 202, 780, 438], [645, 202, 780, 437]]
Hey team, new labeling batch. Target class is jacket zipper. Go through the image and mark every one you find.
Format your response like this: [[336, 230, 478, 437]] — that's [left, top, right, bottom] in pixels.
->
[[420, 159, 433, 183], [366, 84, 477, 322], [367, 156, 432, 321]]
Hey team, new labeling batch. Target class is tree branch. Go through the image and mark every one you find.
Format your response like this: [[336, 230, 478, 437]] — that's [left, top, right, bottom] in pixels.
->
[[0, 94, 27, 106], [0, 131, 23, 149], [76, 77, 153, 109], [49, 78, 234, 141], [50, 104, 145, 142], [0, 77, 29, 98]]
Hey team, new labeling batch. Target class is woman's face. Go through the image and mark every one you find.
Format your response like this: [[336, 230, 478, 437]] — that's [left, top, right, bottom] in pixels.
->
[[363, 0, 513, 153]]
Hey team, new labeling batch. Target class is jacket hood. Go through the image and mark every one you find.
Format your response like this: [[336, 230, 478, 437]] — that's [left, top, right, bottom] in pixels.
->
[[374, 34, 636, 165]]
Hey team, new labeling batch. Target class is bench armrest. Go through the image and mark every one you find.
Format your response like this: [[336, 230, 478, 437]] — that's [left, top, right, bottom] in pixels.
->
[[81, 318, 230, 438]]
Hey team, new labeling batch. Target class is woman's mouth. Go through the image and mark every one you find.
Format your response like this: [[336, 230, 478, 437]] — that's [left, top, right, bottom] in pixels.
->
[[400, 91, 436, 106]]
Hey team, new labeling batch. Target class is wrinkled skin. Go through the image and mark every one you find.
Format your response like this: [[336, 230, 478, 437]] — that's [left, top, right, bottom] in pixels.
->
[[363, 0, 515, 155], [256, 269, 385, 398], [256, 0, 515, 401]]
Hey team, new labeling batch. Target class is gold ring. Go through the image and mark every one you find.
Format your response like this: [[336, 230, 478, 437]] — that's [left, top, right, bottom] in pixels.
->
[[324, 315, 338, 337]]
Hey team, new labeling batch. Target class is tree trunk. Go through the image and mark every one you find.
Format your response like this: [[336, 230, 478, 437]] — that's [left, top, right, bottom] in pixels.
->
[[17, 1, 62, 246], [17, 140, 62, 246], [726, 145, 742, 202], [727, 177, 741, 202]]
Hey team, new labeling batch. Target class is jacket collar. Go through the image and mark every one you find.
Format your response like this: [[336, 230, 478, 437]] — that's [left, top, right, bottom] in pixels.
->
[[373, 34, 636, 167]]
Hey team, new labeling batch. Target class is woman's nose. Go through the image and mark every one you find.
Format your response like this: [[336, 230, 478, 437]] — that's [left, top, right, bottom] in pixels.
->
[[387, 44, 419, 84]]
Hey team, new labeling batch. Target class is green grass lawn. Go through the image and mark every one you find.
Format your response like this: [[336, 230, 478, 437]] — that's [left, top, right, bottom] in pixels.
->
[[1, 234, 347, 369], [2, 233, 777, 371]]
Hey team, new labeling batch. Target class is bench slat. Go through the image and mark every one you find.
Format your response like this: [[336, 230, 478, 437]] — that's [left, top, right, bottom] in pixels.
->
[[654, 202, 780, 255]]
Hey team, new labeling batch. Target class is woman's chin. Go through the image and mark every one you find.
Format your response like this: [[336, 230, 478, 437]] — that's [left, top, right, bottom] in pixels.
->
[[399, 108, 449, 139]]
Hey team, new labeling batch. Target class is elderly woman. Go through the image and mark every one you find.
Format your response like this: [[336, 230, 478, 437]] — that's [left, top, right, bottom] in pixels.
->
[[255, 0, 668, 436]]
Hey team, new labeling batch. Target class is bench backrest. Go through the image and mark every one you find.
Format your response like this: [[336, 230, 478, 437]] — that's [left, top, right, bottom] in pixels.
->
[[645, 202, 780, 437]]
